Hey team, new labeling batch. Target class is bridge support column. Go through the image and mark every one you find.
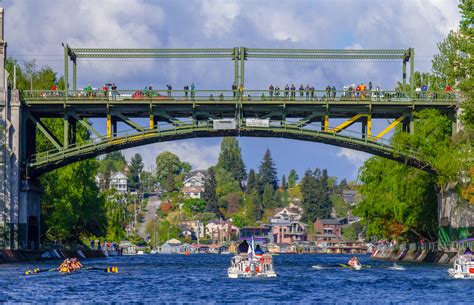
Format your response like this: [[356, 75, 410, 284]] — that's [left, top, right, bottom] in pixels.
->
[[2, 88, 42, 250], [322, 115, 329, 131], [362, 115, 371, 139]]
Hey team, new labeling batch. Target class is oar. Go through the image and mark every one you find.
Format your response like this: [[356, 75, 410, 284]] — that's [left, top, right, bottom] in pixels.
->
[[25, 268, 57, 275], [83, 266, 119, 273]]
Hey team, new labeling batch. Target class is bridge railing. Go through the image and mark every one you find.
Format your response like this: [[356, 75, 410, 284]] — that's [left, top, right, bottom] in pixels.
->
[[20, 89, 457, 103], [28, 119, 421, 168]]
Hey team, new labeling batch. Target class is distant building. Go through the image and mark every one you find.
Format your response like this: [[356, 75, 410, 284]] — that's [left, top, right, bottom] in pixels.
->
[[182, 170, 207, 199], [272, 221, 307, 244], [159, 238, 193, 254], [109, 172, 128, 194], [239, 225, 273, 244], [270, 207, 302, 223], [342, 190, 357, 205], [313, 218, 348, 238], [205, 220, 239, 243]]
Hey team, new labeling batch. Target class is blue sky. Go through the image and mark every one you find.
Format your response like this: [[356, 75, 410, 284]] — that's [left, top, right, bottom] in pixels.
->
[[5, 0, 461, 181]]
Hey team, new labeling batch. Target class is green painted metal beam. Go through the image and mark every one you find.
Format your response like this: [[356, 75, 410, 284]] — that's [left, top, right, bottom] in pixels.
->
[[115, 113, 144, 132], [246, 54, 404, 60], [72, 114, 101, 138], [27, 114, 62, 150], [71, 48, 234, 53], [246, 48, 406, 54], [75, 54, 234, 59]]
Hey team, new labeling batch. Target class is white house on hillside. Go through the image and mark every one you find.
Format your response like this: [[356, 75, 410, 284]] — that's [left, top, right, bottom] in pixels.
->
[[182, 170, 207, 199], [109, 172, 128, 194]]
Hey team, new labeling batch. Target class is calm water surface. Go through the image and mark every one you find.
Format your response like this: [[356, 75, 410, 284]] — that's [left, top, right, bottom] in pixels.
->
[[0, 254, 472, 303]]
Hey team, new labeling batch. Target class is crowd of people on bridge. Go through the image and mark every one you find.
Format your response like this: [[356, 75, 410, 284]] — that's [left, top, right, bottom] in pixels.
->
[[40, 80, 455, 103]]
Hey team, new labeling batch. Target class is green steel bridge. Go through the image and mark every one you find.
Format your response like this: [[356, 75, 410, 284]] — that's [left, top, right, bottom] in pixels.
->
[[1, 44, 461, 249]]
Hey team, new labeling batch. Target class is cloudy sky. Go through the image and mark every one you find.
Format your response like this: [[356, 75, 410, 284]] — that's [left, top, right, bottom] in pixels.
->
[[5, 0, 461, 181]]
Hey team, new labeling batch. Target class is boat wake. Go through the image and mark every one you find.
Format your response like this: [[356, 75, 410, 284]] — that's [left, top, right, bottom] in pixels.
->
[[311, 265, 326, 270], [387, 263, 405, 271]]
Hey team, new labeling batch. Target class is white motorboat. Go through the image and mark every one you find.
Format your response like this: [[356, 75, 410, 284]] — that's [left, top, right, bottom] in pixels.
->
[[227, 253, 277, 278], [228, 238, 277, 278], [448, 254, 474, 279]]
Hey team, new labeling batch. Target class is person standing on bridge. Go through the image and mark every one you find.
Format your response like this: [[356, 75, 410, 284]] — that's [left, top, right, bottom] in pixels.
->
[[305, 85, 310, 101], [269, 84, 274, 99], [310, 86, 315, 101], [239, 83, 244, 99], [167, 84, 172, 98], [290, 84, 296, 100], [275, 85, 280, 98], [299, 84, 304, 99], [191, 83, 195, 100], [232, 82, 238, 100], [111, 83, 118, 100], [284, 84, 289, 99], [184, 84, 189, 100], [331, 86, 336, 101]]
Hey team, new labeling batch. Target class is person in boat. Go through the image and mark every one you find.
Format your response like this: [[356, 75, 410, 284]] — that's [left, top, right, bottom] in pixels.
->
[[254, 245, 264, 255], [237, 240, 249, 254], [58, 259, 72, 273], [347, 256, 360, 267], [464, 247, 473, 255]]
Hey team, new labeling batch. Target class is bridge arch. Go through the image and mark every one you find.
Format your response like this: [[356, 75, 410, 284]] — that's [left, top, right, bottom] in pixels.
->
[[28, 123, 433, 177]]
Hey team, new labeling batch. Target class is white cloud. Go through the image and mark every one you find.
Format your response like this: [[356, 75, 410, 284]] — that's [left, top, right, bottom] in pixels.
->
[[199, 0, 240, 38], [337, 148, 370, 169], [122, 140, 220, 171]]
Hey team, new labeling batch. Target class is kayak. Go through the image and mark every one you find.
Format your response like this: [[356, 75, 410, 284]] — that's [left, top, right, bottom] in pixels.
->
[[340, 263, 362, 270]]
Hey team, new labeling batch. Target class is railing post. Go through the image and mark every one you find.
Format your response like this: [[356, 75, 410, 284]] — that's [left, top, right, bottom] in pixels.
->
[[64, 45, 68, 100]]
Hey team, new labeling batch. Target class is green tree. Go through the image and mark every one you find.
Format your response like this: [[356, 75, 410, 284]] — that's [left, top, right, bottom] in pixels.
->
[[354, 157, 438, 241], [182, 198, 206, 216], [261, 183, 275, 209], [145, 219, 181, 245], [281, 175, 287, 191], [232, 215, 249, 228], [103, 191, 127, 242], [155, 152, 190, 188], [128, 153, 144, 190], [164, 161, 176, 192], [288, 169, 299, 187], [41, 159, 107, 242], [203, 167, 219, 214], [216, 137, 246, 186], [300, 168, 332, 222], [342, 224, 358, 241], [246, 169, 258, 194], [258, 148, 278, 193]]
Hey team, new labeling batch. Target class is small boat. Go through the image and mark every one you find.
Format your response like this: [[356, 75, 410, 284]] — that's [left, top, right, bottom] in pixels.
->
[[340, 263, 362, 270], [448, 254, 474, 279], [228, 238, 277, 278]]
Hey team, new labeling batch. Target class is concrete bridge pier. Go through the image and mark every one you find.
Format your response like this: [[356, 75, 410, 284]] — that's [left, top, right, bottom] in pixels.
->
[[2, 90, 42, 250]]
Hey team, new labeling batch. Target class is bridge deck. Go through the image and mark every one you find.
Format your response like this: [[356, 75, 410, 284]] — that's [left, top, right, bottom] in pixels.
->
[[21, 90, 456, 119]]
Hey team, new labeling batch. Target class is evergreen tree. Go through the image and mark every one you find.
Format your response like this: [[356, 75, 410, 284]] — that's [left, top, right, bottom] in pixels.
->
[[288, 169, 299, 187], [203, 167, 219, 214], [300, 170, 318, 222], [216, 137, 246, 185], [261, 183, 275, 209], [246, 169, 258, 194], [128, 153, 144, 190], [244, 189, 262, 223], [258, 148, 278, 193], [281, 175, 287, 191]]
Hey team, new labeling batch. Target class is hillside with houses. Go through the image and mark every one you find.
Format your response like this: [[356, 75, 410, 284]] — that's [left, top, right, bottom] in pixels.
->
[[94, 138, 367, 254]]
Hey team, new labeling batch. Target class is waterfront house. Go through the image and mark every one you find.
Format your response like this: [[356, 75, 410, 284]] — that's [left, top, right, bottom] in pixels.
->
[[272, 220, 307, 244], [239, 225, 273, 244], [313, 218, 348, 238], [159, 238, 193, 254], [206, 220, 239, 243]]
